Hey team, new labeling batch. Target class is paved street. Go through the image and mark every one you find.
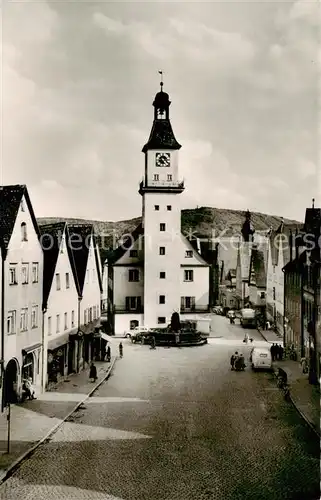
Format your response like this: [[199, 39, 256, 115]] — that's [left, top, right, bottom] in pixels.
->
[[0, 316, 319, 500]]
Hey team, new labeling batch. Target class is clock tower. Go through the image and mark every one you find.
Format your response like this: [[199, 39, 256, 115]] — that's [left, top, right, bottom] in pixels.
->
[[139, 81, 184, 327]]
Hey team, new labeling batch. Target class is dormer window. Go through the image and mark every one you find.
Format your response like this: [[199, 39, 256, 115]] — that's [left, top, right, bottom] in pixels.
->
[[21, 222, 27, 241]]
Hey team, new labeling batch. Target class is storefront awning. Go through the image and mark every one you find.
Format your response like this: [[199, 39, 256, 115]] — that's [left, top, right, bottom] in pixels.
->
[[22, 342, 42, 355], [48, 330, 75, 351]]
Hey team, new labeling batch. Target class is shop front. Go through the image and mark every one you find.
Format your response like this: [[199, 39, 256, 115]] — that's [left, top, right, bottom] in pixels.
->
[[22, 343, 42, 392], [47, 331, 72, 386]]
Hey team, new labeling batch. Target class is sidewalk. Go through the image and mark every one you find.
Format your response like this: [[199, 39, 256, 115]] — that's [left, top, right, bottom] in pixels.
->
[[0, 358, 116, 479], [272, 358, 320, 436], [257, 326, 283, 344]]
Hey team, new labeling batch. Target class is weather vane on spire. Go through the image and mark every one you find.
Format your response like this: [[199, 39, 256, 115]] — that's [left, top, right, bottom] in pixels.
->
[[158, 70, 163, 90]]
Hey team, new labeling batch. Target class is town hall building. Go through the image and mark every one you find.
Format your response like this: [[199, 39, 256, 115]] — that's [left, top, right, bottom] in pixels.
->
[[106, 83, 210, 334]]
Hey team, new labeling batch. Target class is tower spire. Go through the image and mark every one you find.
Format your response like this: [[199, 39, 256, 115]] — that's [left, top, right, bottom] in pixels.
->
[[158, 70, 163, 91]]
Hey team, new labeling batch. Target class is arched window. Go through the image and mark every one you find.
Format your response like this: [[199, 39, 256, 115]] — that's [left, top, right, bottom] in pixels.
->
[[21, 222, 27, 242]]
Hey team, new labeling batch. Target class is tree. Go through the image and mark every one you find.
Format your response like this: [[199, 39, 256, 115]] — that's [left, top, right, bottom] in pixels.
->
[[170, 312, 181, 332]]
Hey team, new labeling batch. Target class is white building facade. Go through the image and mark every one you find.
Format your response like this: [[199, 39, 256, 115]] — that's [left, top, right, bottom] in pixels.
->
[[0, 185, 44, 404], [108, 85, 210, 334]]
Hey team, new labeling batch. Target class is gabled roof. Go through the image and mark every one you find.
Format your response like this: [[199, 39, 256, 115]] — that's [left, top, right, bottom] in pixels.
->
[[249, 243, 268, 288], [39, 222, 68, 309], [0, 184, 40, 258], [93, 232, 103, 293], [181, 235, 210, 265], [269, 222, 303, 267], [110, 223, 143, 265], [67, 224, 94, 297]]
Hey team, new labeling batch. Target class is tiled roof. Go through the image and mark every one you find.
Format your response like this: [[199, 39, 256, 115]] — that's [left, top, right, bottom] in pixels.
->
[[109, 223, 144, 265], [0, 185, 40, 256], [67, 224, 94, 296], [39, 223, 67, 309]]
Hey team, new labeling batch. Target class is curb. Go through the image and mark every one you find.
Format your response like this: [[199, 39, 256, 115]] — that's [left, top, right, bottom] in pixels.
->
[[272, 367, 320, 438], [257, 327, 269, 343], [0, 356, 117, 486]]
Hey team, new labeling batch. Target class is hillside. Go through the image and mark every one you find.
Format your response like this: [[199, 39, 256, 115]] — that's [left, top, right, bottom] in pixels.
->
[[38, 207, 301, 261]]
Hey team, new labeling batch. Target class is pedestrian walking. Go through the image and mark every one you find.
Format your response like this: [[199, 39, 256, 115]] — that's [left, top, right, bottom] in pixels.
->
[[89, 362, 97, 382], [275, 344, 281, 360], [150, 336, 156, 349], [230, 351, 238, 370], [106, 345, 111, 362], [119, 342, 123, 358], [271, 343, 276, 361], [278, 344, 284, 360]]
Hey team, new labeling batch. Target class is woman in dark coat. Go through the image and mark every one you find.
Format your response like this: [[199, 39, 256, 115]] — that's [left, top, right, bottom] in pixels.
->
[[106, 345, 111, 362], [89, 362, 97, 382]]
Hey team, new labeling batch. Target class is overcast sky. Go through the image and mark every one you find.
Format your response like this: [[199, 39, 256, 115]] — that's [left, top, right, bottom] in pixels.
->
[[2, 1, 319, 222]]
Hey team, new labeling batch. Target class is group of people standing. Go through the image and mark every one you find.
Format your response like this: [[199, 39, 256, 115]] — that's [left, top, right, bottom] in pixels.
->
[[230, 351, 246, 371], [270, 343, 283, 362]]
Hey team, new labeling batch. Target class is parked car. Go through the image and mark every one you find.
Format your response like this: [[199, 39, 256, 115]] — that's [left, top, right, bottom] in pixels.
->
[[213, 306, 223, 315], [249, 347, 272, 371], [123, 326, 150, 339]]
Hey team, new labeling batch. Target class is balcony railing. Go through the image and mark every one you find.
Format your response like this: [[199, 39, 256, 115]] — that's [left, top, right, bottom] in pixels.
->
[[114, 305, 144, 314], [139, 180, 185, 192], [180, 305, 210, 313]]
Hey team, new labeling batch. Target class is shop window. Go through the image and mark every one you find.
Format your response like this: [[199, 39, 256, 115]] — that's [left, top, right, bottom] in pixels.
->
[[22, 353, 34, 381]]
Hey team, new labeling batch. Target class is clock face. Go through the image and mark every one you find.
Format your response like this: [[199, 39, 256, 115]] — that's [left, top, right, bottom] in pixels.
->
[[155, 152, 171, 167]]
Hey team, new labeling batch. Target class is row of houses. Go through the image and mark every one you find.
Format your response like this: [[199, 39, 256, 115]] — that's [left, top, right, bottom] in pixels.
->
[[218, 205, 321, 385], [0, 185, 103, 405]]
